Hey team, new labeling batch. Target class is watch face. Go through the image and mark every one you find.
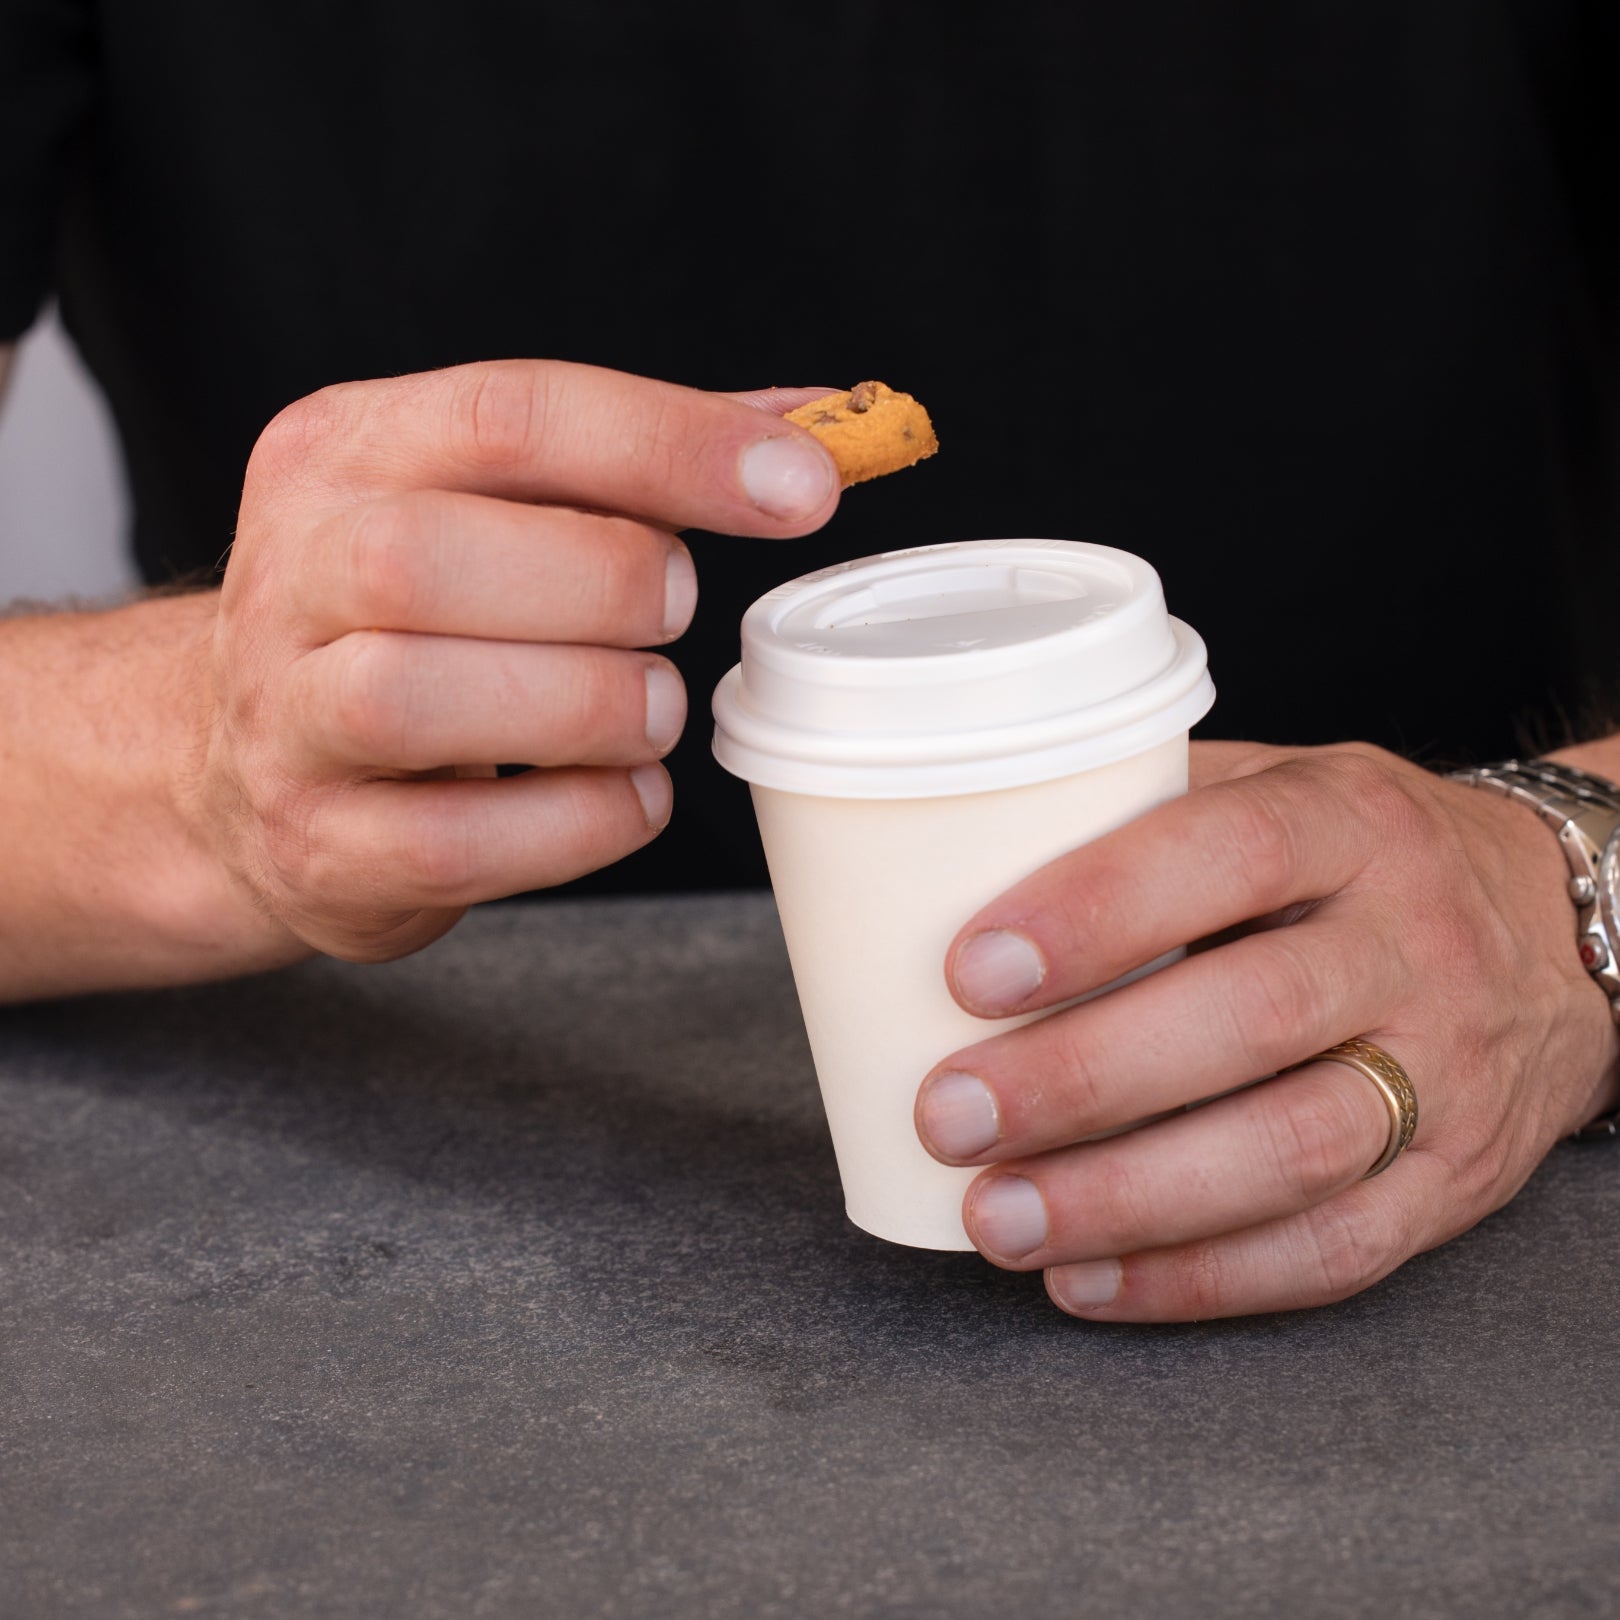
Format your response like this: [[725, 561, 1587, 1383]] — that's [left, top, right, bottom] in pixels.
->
[[1598, 831, 1620, 940]]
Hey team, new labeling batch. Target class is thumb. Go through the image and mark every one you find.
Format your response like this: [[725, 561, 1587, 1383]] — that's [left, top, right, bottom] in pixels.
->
[[721, 385, 843, 416]]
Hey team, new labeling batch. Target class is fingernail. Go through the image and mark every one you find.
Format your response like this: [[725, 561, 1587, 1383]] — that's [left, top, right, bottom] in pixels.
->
[[740, 436, 836, 521], [630, 763, 672, 830], [917, 1070, 1001, 1160], [954, 929, 1045, 1014], [969, 1175, 1048, 1260], [663, 545, 697, 640], [644, 664, 686, 753], [1049, 1259, 1123, 1312]]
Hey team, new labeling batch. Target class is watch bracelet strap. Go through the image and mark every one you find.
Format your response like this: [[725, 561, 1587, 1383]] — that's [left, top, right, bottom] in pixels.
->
[[1447, 759, 1620, 828], [1447, 759, 1620, 1141]]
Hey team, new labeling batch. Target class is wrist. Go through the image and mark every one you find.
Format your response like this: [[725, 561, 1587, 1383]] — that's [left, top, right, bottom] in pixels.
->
[[0, 594, 308, 1000], [152, 595, 314, 979], [1541, 736, 1620, 784], [1447, 756, 1620, 1132]]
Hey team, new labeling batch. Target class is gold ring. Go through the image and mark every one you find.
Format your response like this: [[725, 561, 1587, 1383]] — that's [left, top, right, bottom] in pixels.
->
[[1300, 1037, 1419, 1179]]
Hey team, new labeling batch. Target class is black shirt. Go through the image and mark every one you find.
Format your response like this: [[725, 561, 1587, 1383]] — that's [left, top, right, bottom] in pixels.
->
[[4, 2, 1618, 891]]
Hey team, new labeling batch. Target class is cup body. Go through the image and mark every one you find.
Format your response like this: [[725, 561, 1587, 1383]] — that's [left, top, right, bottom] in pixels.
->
[[712, 539, 1214, 1250], [750, 738, 1188, 1249]]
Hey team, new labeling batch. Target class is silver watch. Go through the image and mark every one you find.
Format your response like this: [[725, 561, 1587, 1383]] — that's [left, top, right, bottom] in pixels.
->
[[1449, 759, 1620, 1136]]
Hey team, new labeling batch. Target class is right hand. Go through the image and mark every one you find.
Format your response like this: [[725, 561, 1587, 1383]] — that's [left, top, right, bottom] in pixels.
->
[[188, 360, 840, 963]]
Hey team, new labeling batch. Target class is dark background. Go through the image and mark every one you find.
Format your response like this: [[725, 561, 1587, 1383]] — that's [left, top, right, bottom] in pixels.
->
[[4, 0, 1618, 890]]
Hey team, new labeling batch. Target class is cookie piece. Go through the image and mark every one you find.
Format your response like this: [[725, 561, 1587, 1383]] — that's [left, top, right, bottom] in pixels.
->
[[785, 381, 938, 488]]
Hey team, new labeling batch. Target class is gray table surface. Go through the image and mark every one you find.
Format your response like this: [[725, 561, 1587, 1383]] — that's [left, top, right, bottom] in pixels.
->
[[4, 892, 1620, 1620]]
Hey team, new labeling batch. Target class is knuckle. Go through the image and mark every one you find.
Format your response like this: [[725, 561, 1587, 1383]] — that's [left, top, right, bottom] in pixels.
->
[[1298, 1198, 1392, 1303], [248, 773, 328, 899], [1222, 787, 1301, 904], [1226, 936, 1322, 1070], [1259, 1079, 1363, 1206], [570, 654, 651, 753], [449, 362, 546, 472], [226, 768, 451, 947], [589, 522, 664, 623], [1457, 1138, 1512, 1206], [1325, 740, 1386, 771], [1166, 1242, 1231, 1321], [1047, 849, 1132, 959], [340, 497, 429, 626], [1320, 745, 1389, 795], [1087, 1149, 1170, 1250], [1430, 1126, 1514, 1213], [328, 634, 412, 760], [1373, 786, 1430, 854], [534, 655, 596, 742], [1054, 1041, 1112, 1131], [630, 394, 685, 492], [575, 773, 652, 863], [1327, 749, 1425, 845], [248, 385, 354, 487], [393, 802, 477, 904], [324, 917, 456, 967]]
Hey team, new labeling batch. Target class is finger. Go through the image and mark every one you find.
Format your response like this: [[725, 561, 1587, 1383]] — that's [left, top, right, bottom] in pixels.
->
[[281, 765, 673, 958], [292, 492, 697, 647], [1040, 1148, 1445, 1322], [946, 750, 1401, 1017], [722, 385, 843, 414], [958, 1058, 1394, 1270], [291, 633, 686, 772], [1187, 738, 1284, 791], [248, 360, 842, 536], [918, 902, 1404, 1158]]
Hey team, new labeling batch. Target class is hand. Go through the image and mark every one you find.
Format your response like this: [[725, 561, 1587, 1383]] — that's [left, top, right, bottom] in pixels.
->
[[914, 741, 1620, 1320], [188, 361, 840, 963]]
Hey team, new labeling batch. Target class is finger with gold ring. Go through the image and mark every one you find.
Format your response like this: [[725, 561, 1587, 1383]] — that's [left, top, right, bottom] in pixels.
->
[[1293, 1037, 1419, 1178]]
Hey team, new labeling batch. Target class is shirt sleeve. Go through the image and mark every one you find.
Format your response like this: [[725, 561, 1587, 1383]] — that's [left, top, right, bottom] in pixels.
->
[[0, 0, 97, 341]]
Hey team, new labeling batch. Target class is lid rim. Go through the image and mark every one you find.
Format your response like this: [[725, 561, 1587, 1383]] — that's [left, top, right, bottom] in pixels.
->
[[716, 619, 1210, 766], [712, 672, 1214, 799]]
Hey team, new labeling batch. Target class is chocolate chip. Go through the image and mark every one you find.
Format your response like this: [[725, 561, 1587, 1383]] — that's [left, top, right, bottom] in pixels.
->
[[848, 381, 881, 413]]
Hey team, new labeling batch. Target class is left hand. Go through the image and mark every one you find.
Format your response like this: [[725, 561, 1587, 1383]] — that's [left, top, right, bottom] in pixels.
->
[[914, 740, 1620, 1321]]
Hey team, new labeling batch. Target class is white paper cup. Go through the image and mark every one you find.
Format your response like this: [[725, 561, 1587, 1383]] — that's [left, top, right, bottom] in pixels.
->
[[712, 539, 1214, 1249]]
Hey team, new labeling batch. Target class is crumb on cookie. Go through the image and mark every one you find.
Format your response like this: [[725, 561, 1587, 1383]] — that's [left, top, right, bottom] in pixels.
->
[[785, 382, 937, 487]]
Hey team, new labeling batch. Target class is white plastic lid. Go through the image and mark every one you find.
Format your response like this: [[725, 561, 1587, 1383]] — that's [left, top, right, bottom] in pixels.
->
[[711, 538, 1214, 799]]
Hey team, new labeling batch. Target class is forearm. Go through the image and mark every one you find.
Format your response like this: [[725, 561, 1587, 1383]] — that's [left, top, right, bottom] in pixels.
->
[[0, 592, 308, 1001]]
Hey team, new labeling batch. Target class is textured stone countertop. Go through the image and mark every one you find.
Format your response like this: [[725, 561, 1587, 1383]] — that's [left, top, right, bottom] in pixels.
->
[[4, 893, 1620, 1619]]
